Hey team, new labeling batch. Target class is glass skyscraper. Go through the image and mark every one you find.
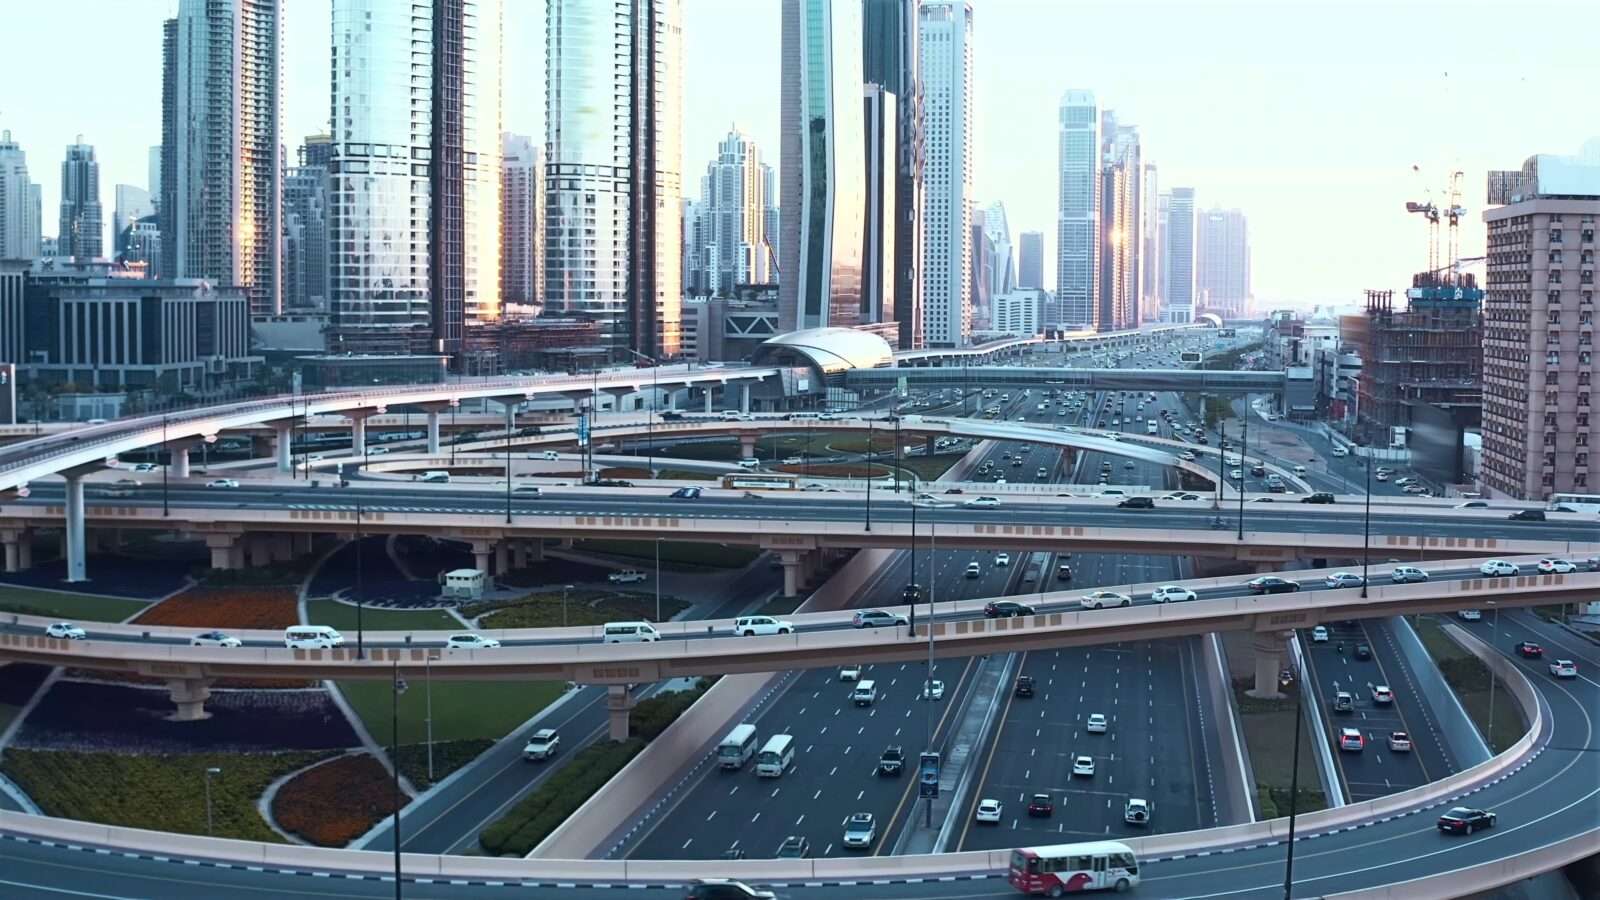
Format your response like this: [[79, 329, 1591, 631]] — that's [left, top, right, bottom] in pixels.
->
[[1055, 89, 1099, 329], [917, 0, 973, 348]]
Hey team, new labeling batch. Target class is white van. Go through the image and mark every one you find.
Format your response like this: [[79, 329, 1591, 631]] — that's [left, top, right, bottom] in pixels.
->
[[529, 450, 560, 460], [284, 625, 345, 649], [721, 410, 746, 421], [1331, 446, 1349, 458], [420, 470, 451, 483], [755, 734, 795, 777], [1292, 465, 1307, 475], [602, 621, 660, 643], [852, 680, 878, 707], [717, 723, 760, 770], [736, 457, 760, 469]]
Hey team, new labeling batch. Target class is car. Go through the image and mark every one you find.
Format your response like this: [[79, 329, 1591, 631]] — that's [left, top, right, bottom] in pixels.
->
[[965, 561, 982, 578], [1371, 685, 1394, 704], [1437, 807, 1496, 835], [190, 630, 241, 648], [1117, 496, 1155, 509], [1355, 643, 1372, 660], [921, 680, 945, 701], [1167, 492, 1201, 501], [522, 728, 560, 761], [1479, 559, 1519, 576], [1457, 609, 1482, 621], [1515, 641, 1544, 658], [943, 486, 964, 495], [1507, 509, 1546, 521], [206, 478, 239, 488], [1124, 798, 1151, 826], [44, 622, 86, 640], [1300, 491, 1335, 504], [1311, 626, 1329, 643], [1230, 468, 1244, 480], [1152, 585, 1195, 603], [1246, 576, 1301, 594], [685, 879, 776, 900], [1014, 675, 1035, 698], [132, 462, 158, 472], [1549, 659, 1578, 678], [1394, 476, 1415, 487], [1027, 793, 1055, 817], [1179, 451, 1197, 461], [984, 600, 1036, 618], [608, 570, 647, 584], [1374, 472, 1389, 482], [1251, 497, 1276, 503], [1072, 755, 1096, 777], [775, 835, 810, 858], [1403, 484, 1427, 495], [853, 609, 908, 628], [993, 552, 1011, 566], [1387, 731, 1413, 752], [1332, 691, 1355, 713], [842, 812, 876, 849], [1338, 727, 1365, 751], [878, 745, 904, 776], [1455, 500, 1489, 509], [1123, 461, 1136, 470], [839, 664, 863, 681], [1390, 566, 1430, 584], [963, 496, 1001, 508], [733, 615, 793, 636], [1056, 563, 1074, 581], [1080, 590, 1133, 610], [513, 485, 543, 496], [1085, 713, 1108, 733], [1537, 558, 1578, 574], [1325, 571, 1365, 588], [669, 486, 702, 499], [974, 798, 1003, 824], [445, 633, 501, 649]]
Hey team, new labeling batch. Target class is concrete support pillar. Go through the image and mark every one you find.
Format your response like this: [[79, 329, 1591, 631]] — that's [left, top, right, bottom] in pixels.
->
[[558, 537, 574, 550], [471, 540, 492, 574], [427, 411, 442, 454], [3, 538, 18, 573], [205, 534, 239, 571], [924, 435, 938, 457], [739, 435, 757, 459], [64, 474, 87, 583], [511, 542, 528, 570], [606, 684, 634, 742], [166, 677, 214, 721], [1247, 631, 1288, 700], [704, 389, 714, 413], [274, 423, 294, 473], [351, 417, 368, 458], [740, 383, 751, 414], [527, 540, 545, 563], [494, 541, 509, 575], [779, 550, 801, 598], [17, 533, 32, 570], [170, 446, 190, 480], [271, 533, 294, 563]]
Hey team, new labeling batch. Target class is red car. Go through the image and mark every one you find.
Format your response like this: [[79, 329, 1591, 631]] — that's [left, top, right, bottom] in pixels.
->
[[1515, 641, 1544, 658], [1027, 793, 1055, 817]]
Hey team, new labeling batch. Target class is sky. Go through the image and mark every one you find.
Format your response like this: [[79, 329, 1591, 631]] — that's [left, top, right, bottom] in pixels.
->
[[4, 0, 1597, 310]]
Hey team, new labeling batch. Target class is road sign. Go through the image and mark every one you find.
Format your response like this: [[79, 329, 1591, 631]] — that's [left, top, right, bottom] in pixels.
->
[[919, 751, 940, 799], [577, 414, 590, 448]]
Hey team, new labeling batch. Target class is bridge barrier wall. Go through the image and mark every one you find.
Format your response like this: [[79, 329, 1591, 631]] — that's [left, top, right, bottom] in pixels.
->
[[1389, 615, 1492, 766], [1201, 633, 1257, 823], [1287, 633, 1345, 807], [1319, 828, 1600, 900]]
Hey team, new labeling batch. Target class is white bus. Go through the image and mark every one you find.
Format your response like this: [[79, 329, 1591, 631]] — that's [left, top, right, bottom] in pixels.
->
[[754, 734, 795, 777], [717, 723, 760, 770], [1008, 840, 1140, 895], [1549, 493, 1600, 515]]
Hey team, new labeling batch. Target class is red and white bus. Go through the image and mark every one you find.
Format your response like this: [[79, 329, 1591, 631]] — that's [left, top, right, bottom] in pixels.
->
[[1008, 840, 1140, 895]]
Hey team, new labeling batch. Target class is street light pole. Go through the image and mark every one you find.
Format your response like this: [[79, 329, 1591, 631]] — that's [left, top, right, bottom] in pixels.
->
[[391, 661, 405, 900], [1237, 404, 1249, 540], [924, 517, 937, 830], [864, 418, 873, 532], [1214, 420, 1227, 510], [561, 583, 574, 628], [1487, 602, 1500, 750], [162, 414, 170, 517], [1361, 459, 1372, 598], [654, 538, 661, 622], [425, 653, 434, 784], [1282, 661, 1303, 899], [203, 766, 221, 836], [355, 500, 365, 659], [504, 401, 514, 524]]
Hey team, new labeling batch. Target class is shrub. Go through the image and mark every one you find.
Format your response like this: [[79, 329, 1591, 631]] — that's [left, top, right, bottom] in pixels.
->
[[272, 753, 402, 847], [394, 739, 494, 791], [630, 679, 715, 741], [134, 587, 299, 630], [477, 739, 645, 856]]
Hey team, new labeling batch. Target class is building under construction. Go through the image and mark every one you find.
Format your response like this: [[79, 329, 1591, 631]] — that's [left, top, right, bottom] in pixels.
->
[[1341, 273, 1483, 450]]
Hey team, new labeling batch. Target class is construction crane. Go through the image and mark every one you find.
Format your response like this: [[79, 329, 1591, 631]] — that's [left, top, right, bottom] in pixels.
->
[[1406, 166, 1468, 275]]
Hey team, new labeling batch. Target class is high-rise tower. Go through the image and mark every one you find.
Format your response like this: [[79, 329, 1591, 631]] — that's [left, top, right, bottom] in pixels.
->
[[863, 0, 923, 348], [0, 131, 42, 260], [1195, 206, 1250, 318], [917, 0, 973, 347], [58, 140, 103, 260], [694, 128, 773, 297], [501, 132, 541, 307], [1163, 187, 1196, 323], [1055, 90, 1099, 329]]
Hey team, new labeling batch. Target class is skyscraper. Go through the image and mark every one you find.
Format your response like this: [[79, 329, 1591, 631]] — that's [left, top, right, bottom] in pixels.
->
[[0, 131, 42, 260], [780, 0, 865, 332], [695, 128, 774, 297], [1055, 90, 1099, 329], [283, 139, 330, 311], [501, 132, 541, 307], [328, 0, 504, 356], [546, 0, 682, 360], [984, 202, 1014, 298], [1097, 112, 1140, 331], [162, 0, 282, 314], [1154, 191, 1170, 322], [917, 0, 973, 348], [862, 88, 897, 326], [1163, 187, 1196, 323], [1017, 230, 1044, 290], [147, 146, 162, 213], [968, 213, 994, 331], [1195, 206, 1250, 318], [864, 0, 923, 349], [113, 185, 153, 256], [1140, 163, 1161, 322], [58, 140, 103, 260]]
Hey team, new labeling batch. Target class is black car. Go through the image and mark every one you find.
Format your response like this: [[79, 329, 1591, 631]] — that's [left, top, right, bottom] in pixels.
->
[[1437, 807, 1496, 835], [1056, 563, 1073, 581], [687, 878, 775, 900], [1014, 675, 1035, 698], [1301, 492, 1335, 504], [878, 745, 904, 776], [944, 487, 964, 495], [984, 601, 1036, 618], [1246, 576, 1301, 594], [670, 487, 702, 499], [589, 478, 634, 488], [1507, 509, 1546, 521], [1117, 496, 1155, 509], [660, 411, 685, 422], [1354, 643, 1372, 660]]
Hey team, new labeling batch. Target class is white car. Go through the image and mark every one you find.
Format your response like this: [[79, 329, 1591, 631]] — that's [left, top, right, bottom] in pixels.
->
[[1372, 685, 1394, 704], [522, 728, 560, 761], [1537, 558, 1577, 574], [1151, 585, 1195, 603], [608, 570, 647, 584], [1479, 560, 1519, 577], [1124, 798, 1151, 826], [1085, 713, 1108, 733], [1549, 659, 1578, 679], [1081, 590, 1133, 610], [1457, 609, 1482, 621], [842, 812, 876, 849], [922, 680, 945, 701], [1072, 755, 1096, 777], [1325, 572, 1365, 589], [733, 616, 793, 636], [964, 496, 1002, 509], [993, 553, 1011, 567], [190, 630, 242, 648], [1388, 732, 1412, 752], [1311, 626, 1329, 643], [45, 622, 86, 640], [446, 633, 501, 649], [206, 478, 239, 489], [975, 798, 1003, 823], [839, 664, 862, 682]]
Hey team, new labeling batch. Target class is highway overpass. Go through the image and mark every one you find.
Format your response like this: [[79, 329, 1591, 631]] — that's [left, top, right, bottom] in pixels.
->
[[851, 365, 1285, 394]]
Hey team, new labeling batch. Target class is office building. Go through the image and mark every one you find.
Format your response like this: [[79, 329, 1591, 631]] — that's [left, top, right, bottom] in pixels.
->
[[917, 0, 973, 347], [1163, 187, 1196, 322], [1140, 163, 1161, 322], [692, 128, 774, 298], [1055, 90, 1099, 329], [57, 140, 103, 261], [147, 146, 161, 212], [162, 0, 282, 315], [864, 0, 923, 349], [779, 0, 864, 332], [1341, 285, 1482, 446], [992, 289, 1045, 337], [1017, 230, 1043, 290], [1480, 151, 1600, 499], [501, 132, 541, 307], [1098, 112, 1140, 331], [969, 214, 993, 330], [984, 202, 1015, 298], [283, 140, 330, 311], [120, 217, 163, 278], [545, 0, 682, 360], [113, 185, 152, 257], [1196, 206, 1250, 318], [0, 130, 42, 260], [862, 91, 897, 326]]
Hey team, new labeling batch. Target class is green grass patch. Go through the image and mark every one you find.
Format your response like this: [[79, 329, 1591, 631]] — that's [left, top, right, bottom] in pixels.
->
[[1256, 784, 1327, 820], [394, 738, 495, 791], [1230, 679, 1328, 814], [337, 680, 567, 746], [777, 462, 893, 478], [0, 586, 150, 623], [305, 598, 461, 632], [467, 589, 688, 628], [200, 556, 321, 587], [894, 454, 968, 482], [575, 539, 759, 570], [821, 433, 898, 455], [0, 749, 335, 842], [657, 440, 740, 461], [1412, 617, 1528, 753], [756, 595, 803, 616], [658, 468, 716, 481], [478, 739, 645, 855]]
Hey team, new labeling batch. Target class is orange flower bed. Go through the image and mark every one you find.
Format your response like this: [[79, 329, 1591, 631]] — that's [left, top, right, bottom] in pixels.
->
[[133, 587, 300, 630], [273, 753, 402, 847]]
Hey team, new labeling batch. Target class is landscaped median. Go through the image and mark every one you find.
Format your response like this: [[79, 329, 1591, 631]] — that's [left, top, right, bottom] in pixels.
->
[[1412, 615, 1527, 753], [272, 752, 401, 846], [461, 589, 687, 629]]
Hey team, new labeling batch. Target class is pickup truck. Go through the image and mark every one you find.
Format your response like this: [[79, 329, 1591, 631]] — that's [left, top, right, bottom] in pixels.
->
[[877, 745, 904, 776], [608, 570, 647, 585], [1549, 659, 1578, 679], [1124, 798, 1151, 826]]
